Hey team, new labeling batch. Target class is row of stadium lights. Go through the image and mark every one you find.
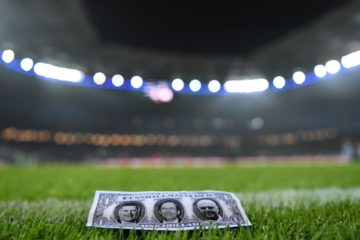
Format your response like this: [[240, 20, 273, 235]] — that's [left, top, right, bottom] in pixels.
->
[[1, 49, 360, 94], [1, 127, 239, 147]]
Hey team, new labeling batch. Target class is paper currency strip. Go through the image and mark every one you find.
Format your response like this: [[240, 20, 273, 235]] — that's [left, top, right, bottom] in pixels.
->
[[86, 190, 252, 231]]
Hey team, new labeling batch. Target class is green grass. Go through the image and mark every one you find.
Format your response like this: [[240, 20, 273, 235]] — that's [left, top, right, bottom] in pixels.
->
[[0, 164, 360, 239], [1, 164, 359, 200]]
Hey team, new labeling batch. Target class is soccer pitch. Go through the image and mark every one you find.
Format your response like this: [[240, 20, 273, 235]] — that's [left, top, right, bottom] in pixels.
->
[[0, 164, 359, 239]]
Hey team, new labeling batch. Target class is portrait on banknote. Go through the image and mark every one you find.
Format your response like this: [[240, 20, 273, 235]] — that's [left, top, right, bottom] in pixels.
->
[[114, 201, 145, 224], [193, 198, 223, 221], [154, 199, 184, 223]]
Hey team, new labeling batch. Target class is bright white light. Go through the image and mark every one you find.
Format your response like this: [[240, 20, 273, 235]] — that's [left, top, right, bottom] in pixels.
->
[[20, 58, 34, 71], [292, 71, 306, 84], [130, 75, 143, 88], [93, 72, 106, 85], [325, 60, 341, 74], [2, 49, 15, 63], [189, 79, 201, 92], [314, 64, 327, 78], [224, 78, 269, 93], [341, 50, 360, 69], [208, 80, 221, 93], [33, 62, 84, 82], [157, 87, 173, 102], [146, 84, 174, 103], [112, 74, 124, 87], [273, 76, 286, 89], [171, 78, 184, 91]]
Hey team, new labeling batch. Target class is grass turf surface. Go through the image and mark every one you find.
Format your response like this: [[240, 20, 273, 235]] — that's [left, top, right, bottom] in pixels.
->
[[0, 164, 359, 239]]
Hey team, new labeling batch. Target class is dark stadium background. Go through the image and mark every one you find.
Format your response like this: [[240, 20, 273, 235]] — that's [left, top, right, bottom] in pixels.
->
[[0, 0, 359, 163]]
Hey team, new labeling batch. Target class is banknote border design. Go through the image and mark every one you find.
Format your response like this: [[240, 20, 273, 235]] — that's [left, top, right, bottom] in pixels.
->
[[86, 190, 252, 231]]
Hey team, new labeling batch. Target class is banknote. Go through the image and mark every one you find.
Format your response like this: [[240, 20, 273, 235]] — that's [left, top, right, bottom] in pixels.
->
[[86, 190, 252, 230]]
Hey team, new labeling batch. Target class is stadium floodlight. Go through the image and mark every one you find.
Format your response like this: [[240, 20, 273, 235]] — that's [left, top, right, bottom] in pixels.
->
[[314, 64, 327, 78], [130, 75, 143, 88], [224, 78, 269, 93], [208, 80, 221, 93], [93, 72, 106, 85], [20, 58, 34, 71], [112, 74, 124, 87], [146, 84, 174, 103], [292, 71, 306, 84], [33, 62, 84, 82], [341, 50, 360, 69], [189, 79, 201, 92], [171, 78, 184, 91], [325, 60, 341, 74], [272, 76, 286, 89], [1, 49, 15, 63]]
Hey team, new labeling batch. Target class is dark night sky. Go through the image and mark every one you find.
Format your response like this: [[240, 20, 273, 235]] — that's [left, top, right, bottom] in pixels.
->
[[83, 0, 349, 56]]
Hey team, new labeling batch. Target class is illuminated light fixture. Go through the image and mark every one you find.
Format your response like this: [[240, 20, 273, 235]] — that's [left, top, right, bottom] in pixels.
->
[[341, 50, 360, 69], [292, 71, 306, 84], [189, 79, 201, 92], [208, 80, 221, 93], [224, 78, 269, 93], [93, 72, 106, 85], [157, 87, 173, 103], [20, 58, 34, 71], [325, 60, 341, 74], [1, 49, 15, 63], [272, 76, 286, 89], [112, 74, 124, 87], [171, 78, 184, 91], [314, 64, 327, 78], [33, 62, 84, 82], [146, 84, 174, 103], [130, 75, 143, 88]]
